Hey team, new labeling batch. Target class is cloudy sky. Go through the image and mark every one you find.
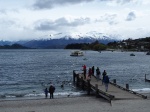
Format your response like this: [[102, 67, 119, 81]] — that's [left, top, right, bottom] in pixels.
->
[[0, 0, 150, 41]]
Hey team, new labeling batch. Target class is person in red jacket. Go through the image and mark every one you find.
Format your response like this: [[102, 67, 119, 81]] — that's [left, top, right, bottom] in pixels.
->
[[82, 65, 86, 79]]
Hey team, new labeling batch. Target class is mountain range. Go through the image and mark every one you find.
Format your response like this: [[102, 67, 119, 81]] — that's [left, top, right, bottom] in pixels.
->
[[0, 32, 120, 49]]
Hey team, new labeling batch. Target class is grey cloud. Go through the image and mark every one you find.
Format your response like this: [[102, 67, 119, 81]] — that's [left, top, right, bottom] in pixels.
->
[[33, 0, 94, 10], [96, 14, 118, 25], [0, 9, 19, 15], [115, 0, 133, 5], [126, 12, 136, 21], [0, 19, 16, 27], [33, 0, 136, 10], [34, 17, 91, 31], [0, 9, 7, 14]]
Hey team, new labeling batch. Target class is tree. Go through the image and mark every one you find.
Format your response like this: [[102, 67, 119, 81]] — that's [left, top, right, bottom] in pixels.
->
[[93, 44, 107, 51]]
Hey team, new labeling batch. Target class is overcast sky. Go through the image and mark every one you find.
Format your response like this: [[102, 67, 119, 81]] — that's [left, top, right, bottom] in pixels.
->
[[0, 0, 150, 41]]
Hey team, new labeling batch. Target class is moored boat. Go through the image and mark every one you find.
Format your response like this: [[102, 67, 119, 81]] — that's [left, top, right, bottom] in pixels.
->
[[70, 51, 84, 56], [130, 53, 135, 56]]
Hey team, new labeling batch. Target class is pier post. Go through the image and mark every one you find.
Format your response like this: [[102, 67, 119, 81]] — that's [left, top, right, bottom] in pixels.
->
[[87, 80, 91, 95], [81, 77, 85, 90], [73, 70, 76, 84], [113, 79, 116, 84], [76, 74, 79, 87], [95, 84, 99, 97], [126, 84, 129, 90]]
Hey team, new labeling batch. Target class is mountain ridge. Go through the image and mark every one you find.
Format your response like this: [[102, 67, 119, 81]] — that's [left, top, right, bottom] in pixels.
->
[[0, 32, 120, 49]]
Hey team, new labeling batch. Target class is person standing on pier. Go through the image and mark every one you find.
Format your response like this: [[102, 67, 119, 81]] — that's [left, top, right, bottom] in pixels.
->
[[96, 67, 101, 80], [92, 66, 95, 76], [82, 65, 87, 79], [88, 68, 92, 78], [103, 74, 109, 92], [49, 84, 55, 99], [102, 70, 107, 85]]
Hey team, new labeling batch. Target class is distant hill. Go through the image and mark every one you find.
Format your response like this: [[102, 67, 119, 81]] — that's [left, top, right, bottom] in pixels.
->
[[0, 44, 29, 49], [21, 37, 118, 49], [0, 31, 120, 49], [0, 40, 13, 46], [21, 32, 120, 48]]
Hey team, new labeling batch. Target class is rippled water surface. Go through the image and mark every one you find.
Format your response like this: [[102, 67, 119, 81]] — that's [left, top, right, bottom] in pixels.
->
[[0, 49, 150, 100]]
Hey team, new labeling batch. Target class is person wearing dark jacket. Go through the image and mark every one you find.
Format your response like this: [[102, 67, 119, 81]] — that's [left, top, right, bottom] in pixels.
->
[[102, 70, 107, 84], [49, 84, 55, 99], [103, 75, 109, 92], [92, 66, 95, 75]]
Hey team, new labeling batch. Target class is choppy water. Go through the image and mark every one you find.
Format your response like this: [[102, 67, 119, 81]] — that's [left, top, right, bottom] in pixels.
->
[[0, 49, 150, 100]]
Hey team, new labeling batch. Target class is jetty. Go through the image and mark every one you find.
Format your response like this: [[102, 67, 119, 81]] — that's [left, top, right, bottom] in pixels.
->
[[73, 70, 147, 103]]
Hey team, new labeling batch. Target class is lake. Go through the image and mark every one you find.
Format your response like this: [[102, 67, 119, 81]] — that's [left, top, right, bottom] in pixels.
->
[[0, 49, 150, 100]]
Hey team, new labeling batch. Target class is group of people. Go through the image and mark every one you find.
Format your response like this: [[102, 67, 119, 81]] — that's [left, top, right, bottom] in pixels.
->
[[82, 65, 110, 92], [44, 84, 55, 99], [83, 65, 95, 79]]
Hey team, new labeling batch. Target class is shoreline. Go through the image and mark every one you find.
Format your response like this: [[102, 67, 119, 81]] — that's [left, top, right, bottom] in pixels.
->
[[0, 95, 150, 112], [0, 93, 88, 102], [0, 89, 149, 102]]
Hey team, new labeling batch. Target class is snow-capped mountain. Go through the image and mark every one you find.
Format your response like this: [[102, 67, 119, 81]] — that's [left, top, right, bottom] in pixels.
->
[[0, 31, 121, 49], [48, 31, 121, 40], [20, 31, 120, 48]]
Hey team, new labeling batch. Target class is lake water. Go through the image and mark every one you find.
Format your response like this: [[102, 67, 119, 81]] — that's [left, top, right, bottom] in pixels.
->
[[0, 49, 150, 100]]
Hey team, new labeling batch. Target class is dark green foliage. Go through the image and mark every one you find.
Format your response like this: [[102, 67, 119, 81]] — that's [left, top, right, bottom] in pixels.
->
[[65, 40, 107, 51], [93, 44, 107, 51], [0, 44, 29, 49]]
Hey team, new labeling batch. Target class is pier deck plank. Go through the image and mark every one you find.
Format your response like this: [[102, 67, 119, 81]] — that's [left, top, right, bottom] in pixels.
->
[[81, 74, 144, 100], [92, 77, 141, 99]]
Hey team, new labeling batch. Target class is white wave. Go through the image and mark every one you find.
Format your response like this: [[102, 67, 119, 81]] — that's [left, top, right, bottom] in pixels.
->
[[22, 91, 85, 99], [25, 93, 45, 97], [132, 88, 150, 93]]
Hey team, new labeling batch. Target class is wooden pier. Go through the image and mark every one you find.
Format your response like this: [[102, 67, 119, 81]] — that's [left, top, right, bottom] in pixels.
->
[[73, 70, 147, 103]]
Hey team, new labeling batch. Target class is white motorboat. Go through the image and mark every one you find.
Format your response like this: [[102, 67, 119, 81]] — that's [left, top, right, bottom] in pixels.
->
[[130, 53, 135, 56], [70, 51, 84, 56]]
